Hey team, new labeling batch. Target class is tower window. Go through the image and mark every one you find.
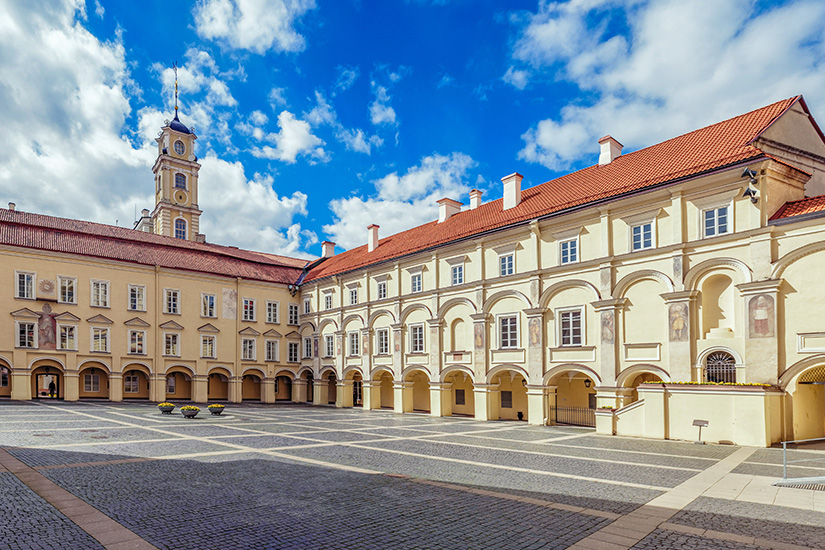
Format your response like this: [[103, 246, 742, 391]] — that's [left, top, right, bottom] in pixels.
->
[[174, 218, 187, 240], [174, 140, 185, 155], [174, 173, 186, 189]]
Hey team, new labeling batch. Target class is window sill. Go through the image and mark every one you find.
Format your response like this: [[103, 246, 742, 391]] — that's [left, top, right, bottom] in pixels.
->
[[163, 312, 181, 316], [90, 305, 110, 309], [127, 352, 147, 356], [14, 296, 35, 300], [58, 301, 78, 306], [128, 308, 147, 313], [90, 350, 111, 354], [57, 348, 78, 352]]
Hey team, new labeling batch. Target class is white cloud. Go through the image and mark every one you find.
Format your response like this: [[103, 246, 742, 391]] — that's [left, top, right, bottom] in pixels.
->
[[502, 66, 529, 90], [334, 65, 359, 93], [93, 0, 104, 17], [253, 110, 327, 164], [193, 0, 317, 55], [268, 86, 288, 108], [511, 0, 825, 171], [305, 91, 336, 126], [437, 73, 454, 89], [369, 85, 397, 125], [324, 152, 476, 249], [305, 91, 383, 154]]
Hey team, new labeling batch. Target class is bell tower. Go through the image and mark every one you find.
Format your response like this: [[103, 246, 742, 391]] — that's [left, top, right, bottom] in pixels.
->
[[151, 63, 203, 241]]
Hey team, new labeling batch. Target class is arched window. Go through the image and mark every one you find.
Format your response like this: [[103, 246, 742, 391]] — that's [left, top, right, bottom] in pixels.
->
[[174, 218, 187, 240], [705, 351, 736, 383], [174, 173, 186, 189], [0, 366, 9, 387]]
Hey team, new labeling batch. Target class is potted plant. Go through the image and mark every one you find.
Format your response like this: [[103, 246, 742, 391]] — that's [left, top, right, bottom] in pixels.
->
[[207, 403, 226, 416], [157, 402, 175, 415], [180, 405, 200, 419]]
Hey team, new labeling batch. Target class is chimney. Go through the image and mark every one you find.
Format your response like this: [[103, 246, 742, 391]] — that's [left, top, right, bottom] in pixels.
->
[[502, 173, 524, 210], [141, 208, 149, 217], [321, 241, 336, 258], [469, 189, 483, 209], [8, 202, 15, 211], [598, 135, 623, 165], [437, 198, 462, 223], [368, 224, 379, 252]]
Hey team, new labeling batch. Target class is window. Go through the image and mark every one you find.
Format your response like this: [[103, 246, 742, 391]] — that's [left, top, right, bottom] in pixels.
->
[[129, 330, 145, 355], [501, 390, 513, 409], [174, 218, 187, 240], [455, 389, 465, 406], [164, 289, 180, 314], [91, 280, 109, 307], [164, 333, 179, 356], [288, 341, 299, 363], [288, 303, 299, 325], [84, 373, 100, 393], [16, 272, 34, 299], [411, 273, 422, 293], [348, 332, 360, 356], [58, 277, 76, 304], [166, 375, 176, 394], [266, 301, 279, 323], [202, 294, 216, 317], [451, 265, 464, 286], [325, 335, 334, 357], [410, 324, 425, 353], [174, 173, 186, 189], [705, 351, 737, 383], [124, 375, 139, 393], [242, 338, 256, 361], [631, 222, 653, 251], [377, 329, 389, 355], [174, 140, 185, 155], [266, 340, 279, 362], [559, 309, 583, 347], [303, 298, 311, 314], [349, 287, 358, 305], [560, 238, 578, 265], [129, 285, 145, 311], [58, 325, 76, 351], [703, 206, 729, 237], [201, 335, 216, 358], [499, 253, 514, 276], [303, 337, 313, 358], [91, 328, 109, 352], [242, 298, 256, 321], [324, 294, 333, 310], [0, 368, 9, 387], [499, 315, 518, 349], [377, 281, 387, 300], [17, 322, 35, 348]]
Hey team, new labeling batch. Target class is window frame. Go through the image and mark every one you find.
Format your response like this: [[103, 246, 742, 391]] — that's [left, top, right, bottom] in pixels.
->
[[163, 332, 180, 357], [376, 328, 389, 355], [128, 329, 146, 355], [409, 324, 425, 354], [303, 336, 313, 359], [84, 373, 100, 393], [174, 218, 187, 240], [559, 236, 579, 265], [201, 293, 217, 318], [91, 327, 110, 353], [702, 204, 731, 238], [287, 303, 299, 326], [325, 334, 335, 357], [451, 264, 464, 286], [498, 314, 519, 349], [266, 301, 280, 323], [90, 280, 110, 308], [242, 297, 256, 322], [16, 321, 36, 348], [164, 288, 180, 315], [128, 284, 146, 312], [630, 221, 654, 252], [410, 273, 422, 294], [201, 335, 216, 359], [376, 280, 387, 300], [124, 374, 140, 394], [58, 276, 76, 304], [349, 287, 358, 306], [557, 307, 585, 347], [265, 339, 279, 362], [324, 294, 333, 310], [15, 271, 35, 300], [287, 341, 299, 363], [348, 331, 360, 357], [499, 253, 515, 277], [174, 172, 187, 189], [57, 324, 77, 351], [303, 297, 311, 315], [241, 338, 256, 361]]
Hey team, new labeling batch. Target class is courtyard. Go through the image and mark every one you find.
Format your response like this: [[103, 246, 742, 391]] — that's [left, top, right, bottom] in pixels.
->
[[0, 402, 823, 550]]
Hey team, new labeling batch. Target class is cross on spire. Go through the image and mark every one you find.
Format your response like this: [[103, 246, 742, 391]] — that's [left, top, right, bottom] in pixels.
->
[[173, 61, 179, 112]]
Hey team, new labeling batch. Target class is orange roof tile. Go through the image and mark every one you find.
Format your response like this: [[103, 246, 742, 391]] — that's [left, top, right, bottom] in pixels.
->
[[769, 195, 825, 221], [0, 210, 306, 284], [306, 96, 802, 282]]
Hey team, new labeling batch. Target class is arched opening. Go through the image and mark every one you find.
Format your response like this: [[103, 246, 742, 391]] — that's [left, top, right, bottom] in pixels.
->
[[444, 370, 474, 417], [208, 371, 230, 400], [242, 373, 262, 401], [345, 371, 363, 407], [31, 363, 63, 399], [490, 370, 527, 421], [78, 364, 109, 400], [302, 371, 314, 403], [404, 370, 430, 413], [547, 370, 597, 427], [325, 372, 337, 404], [370, 371, 394, 409], [701, 274, 735, 337], [174, 218, 187, 240], [704, 351, 736, 384], [789, 365, 825, 440], [275, 375, 293, 401], [626, 372, 663, 403], [165, 369, 192, 400], [122, 368, 150, 400], [0, 362, 12, 398]]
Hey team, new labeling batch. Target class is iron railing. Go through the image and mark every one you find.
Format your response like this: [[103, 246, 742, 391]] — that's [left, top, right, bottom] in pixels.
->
[[781, 437, 825, 479], [549, 406, 595, 427]]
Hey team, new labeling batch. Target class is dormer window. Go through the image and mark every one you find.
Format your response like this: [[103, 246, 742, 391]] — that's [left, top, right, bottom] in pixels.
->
[[174, 140, 185, 155], [174, 173, 186, 189]]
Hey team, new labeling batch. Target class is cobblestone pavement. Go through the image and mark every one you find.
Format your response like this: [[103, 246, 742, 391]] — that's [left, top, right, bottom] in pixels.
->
[[0, 401, 823, 549]]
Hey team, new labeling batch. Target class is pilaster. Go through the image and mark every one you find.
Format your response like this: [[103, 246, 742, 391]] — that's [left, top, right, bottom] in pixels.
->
[[590, 298, 625, 384], [737, 279, 783, 383], [470, 313, 488, 381], [192, 375, 208, 403], [661, 290, 699, 382]]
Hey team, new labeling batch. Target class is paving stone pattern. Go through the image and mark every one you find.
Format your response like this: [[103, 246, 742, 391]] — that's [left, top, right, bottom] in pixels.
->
[[631, 528, 764, 550]]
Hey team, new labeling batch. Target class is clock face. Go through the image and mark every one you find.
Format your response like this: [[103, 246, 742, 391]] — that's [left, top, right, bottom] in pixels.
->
[[174, 140, 185, 155], [174, 190, 188, 204]]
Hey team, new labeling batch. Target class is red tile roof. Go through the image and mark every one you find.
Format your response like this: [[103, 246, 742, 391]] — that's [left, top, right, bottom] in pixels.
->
[[305, 96, 804, 282], [0, 210, 306, 284], [769, 195, 825, 221]]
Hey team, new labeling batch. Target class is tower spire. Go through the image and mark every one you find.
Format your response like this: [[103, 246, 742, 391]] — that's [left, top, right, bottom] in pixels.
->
[[173, 61, 179, 114]]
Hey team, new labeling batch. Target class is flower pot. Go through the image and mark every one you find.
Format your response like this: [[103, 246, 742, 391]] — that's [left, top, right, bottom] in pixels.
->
[[209, 409, 224, 416], [181, 409, 199, 419], [158, 406, 175, 415]]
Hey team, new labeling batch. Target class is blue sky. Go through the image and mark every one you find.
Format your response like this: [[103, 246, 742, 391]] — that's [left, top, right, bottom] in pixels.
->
[[2, 0, 825, 257]]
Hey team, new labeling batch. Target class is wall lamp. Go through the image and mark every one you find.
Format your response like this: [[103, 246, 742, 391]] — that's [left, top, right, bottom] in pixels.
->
[[584, 379, 592, 388]]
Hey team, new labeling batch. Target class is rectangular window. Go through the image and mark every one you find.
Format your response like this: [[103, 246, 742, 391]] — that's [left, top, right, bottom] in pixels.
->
[[377, 281, 387, 300], [324, 294, 333, 310], [703, 206, 729, 237], [266, 340, 279, 362], [242, 338, 256, 361], [451, 265, 463, 286], [304, 298, 311, 314], [84, 373, 100, 393], [288, 341, 299, 363], [411, 273, 422, 293], [17, 322, 35, 348], [124, 375, 139, 393], [129, 330, 145, 355], [499, 315, 518, 349], [201, 335, 216, 359], [303, 337, 313, 359], [16, 272, 34, 299], [166, 375, 176, 394], [1, 369, 9, 387], [92, 327, 109, 352], [242, 298, 256, 321], [455, 389, 466, 406], [501, 390, 513, 409], [348, 331, 360, 356], [560, 238, 578, 265], [288, 303, 299, 325], [58, 325, 76, 351], [325, 335, 334, 357], [377, 329, 389, 355], [58, 277, 76, 304], [560, 309, 583, 347], [91, 280, 109, 307], [349, 288, 358, 305], [202, 294, 216, 317], [164, 289, 180, 314], [631, 222, 653, 251], [164, 333, 179, 356], [499, 254, 514, 276], [128, 285, 146, 311], [410, 324, 425, 353], [266, 301, 279, 323]]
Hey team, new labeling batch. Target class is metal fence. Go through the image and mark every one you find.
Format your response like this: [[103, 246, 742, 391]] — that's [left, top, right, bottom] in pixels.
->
[[549, 406, 595, 427]]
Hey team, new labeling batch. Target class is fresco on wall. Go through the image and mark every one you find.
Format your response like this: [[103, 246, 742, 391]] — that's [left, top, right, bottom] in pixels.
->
[[529, 317, 541, 347], [393, 331, 400, 353], [474, 322, 484, 349], [38, 303, 56, 350], [222, 288, 237, 320], [38, 279, 56, 299], [748, 294, 775, 338], [601, 311, 614, 344], [668, 303, 688, 342]]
